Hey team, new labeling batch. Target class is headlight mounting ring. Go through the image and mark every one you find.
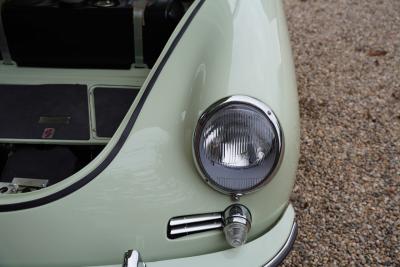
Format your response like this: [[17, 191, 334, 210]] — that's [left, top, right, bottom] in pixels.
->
[[193, 95, 284, 198]]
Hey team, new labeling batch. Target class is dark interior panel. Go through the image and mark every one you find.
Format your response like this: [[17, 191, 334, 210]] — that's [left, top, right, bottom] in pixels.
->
[[0, 144, 104, 185], [3, 5, 135, 69], [1, 0, 185, 69], [94, 87, 139, 138], [0, 84, 90, 140]]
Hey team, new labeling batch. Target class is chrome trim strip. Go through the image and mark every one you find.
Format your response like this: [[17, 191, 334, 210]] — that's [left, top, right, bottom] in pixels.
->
[[0, 0, 14, 65], [192, 95, 285, 197], [169, 213, 222, 226], [263, 222, 298, 267], [170, 221, 223, 236]]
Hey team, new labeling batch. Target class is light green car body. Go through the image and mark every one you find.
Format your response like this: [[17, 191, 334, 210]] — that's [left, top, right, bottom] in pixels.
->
[[0, 0, 299, 266]]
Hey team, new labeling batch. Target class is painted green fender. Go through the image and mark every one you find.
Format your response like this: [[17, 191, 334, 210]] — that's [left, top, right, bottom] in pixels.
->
[[0, 0, 299, 266]]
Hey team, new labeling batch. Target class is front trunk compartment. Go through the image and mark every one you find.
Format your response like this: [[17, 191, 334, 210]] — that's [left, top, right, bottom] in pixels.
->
[[0, 0, 196, 194], [0, 144, 104, 193]]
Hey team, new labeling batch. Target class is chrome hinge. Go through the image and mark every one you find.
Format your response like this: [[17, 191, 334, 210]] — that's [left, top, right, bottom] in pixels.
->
[[0, 178, 48, 194]]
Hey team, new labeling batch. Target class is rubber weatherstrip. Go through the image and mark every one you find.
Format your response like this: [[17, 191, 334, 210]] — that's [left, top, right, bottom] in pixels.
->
[[0, 0, 206, 212]]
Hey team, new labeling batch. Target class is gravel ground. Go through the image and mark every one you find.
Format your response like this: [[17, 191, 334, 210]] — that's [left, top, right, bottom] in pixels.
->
[[282, 0, 400, 266]]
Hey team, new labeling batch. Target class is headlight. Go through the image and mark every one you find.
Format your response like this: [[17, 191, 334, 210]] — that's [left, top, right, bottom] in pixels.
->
[[193, 96, 283, 197]]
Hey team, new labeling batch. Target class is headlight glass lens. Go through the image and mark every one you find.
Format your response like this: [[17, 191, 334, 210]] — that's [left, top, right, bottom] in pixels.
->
[[194, 98, 282, 194]]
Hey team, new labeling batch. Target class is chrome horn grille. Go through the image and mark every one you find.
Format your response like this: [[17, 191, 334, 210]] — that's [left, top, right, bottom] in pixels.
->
[[167, 212, 223, 239], [167, 204, 252, 248]]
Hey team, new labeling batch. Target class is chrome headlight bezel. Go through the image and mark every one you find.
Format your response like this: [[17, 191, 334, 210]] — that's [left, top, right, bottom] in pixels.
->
[[193, 95, 284, 197]]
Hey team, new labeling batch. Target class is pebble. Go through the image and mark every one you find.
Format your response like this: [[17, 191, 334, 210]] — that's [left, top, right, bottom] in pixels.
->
[[282, 0, 400, 266]]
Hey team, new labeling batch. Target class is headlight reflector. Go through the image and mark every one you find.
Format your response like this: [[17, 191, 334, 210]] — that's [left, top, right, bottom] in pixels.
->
[[193, 96, 283, 195]]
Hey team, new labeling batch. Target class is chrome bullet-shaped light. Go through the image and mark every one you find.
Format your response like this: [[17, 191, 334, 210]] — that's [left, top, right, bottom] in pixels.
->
[[223, 204, 252, 247]]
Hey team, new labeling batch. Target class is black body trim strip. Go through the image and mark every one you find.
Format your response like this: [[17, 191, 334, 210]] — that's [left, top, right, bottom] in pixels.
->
[[0, 0, 206, 212]]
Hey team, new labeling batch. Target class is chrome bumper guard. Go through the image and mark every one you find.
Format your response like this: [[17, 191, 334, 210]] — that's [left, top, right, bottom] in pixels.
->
[[263, 221, 297, 267], [123, 250, 146, 267]]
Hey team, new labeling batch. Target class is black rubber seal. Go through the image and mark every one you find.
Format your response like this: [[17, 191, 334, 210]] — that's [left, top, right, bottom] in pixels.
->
[[0, 0, 206, 212]]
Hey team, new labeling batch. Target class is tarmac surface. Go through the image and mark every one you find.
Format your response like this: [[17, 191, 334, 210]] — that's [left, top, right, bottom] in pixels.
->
[[282, 0, 400, 265]]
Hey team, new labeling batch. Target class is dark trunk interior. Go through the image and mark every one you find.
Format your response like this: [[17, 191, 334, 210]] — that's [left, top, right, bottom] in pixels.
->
[[0, 144, 104, 186]]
